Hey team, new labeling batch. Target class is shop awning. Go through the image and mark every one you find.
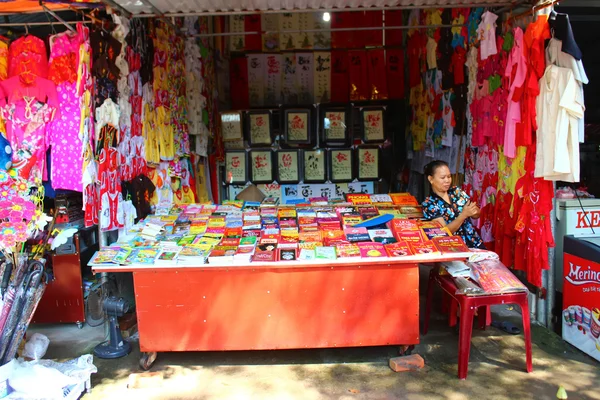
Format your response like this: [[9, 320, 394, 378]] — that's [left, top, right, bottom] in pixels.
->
[[111, 0, 526, 16]]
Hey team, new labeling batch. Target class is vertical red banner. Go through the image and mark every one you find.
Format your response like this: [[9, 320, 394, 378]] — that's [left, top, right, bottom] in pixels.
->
[[331, 51, 349, 103], [230, 56, 249, 109], [385, 10, 404, 47], [245, 15, 262, 51], [363, 11, 383, 47], [367, 50, 388, 100], [348, 50, 368, 101], [386, 49, 405, 99], [331, 12, 354, 49]]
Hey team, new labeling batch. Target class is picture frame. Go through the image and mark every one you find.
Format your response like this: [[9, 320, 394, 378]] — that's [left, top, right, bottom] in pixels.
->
[[303, 149, 327, 183], [224, 150, 248, 185], [276, 149, 303, 184], [320, 104, 352, 145], [360, 106, 386, 143], [328, 149, 354, 183], [220, 111, 244, 142], [356, 146, 381, 181], [249, 149, 275, 184], [282, 107, 313, 145], [246, 110, 273, 146]]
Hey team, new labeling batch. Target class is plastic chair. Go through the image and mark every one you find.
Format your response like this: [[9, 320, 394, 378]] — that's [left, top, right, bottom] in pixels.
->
[[423, 266, 533, 380]]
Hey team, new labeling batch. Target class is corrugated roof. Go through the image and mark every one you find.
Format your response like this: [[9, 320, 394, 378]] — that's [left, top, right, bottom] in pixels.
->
[[113, 0, 522, 15]]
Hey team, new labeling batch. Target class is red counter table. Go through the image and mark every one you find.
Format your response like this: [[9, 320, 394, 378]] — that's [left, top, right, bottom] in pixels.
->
[[92, 255, 467, 369]]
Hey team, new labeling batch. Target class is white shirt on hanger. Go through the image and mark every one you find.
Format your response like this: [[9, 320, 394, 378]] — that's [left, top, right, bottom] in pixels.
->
[[534, 65, 584, 183]]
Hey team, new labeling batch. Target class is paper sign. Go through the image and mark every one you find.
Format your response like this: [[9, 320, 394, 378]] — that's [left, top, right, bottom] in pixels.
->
[[314, 52, 331, 103], [247, 54, 265, 106], [358, 147, 379, 179], [304, 150, 326, 182], [363, 109, 384, 141], [265, 54, 282, 105], [229, 15, 245, 51], [277, 151, 300, 182], [225, 152, 247, 184], [313, 17, 331, 49], [279, 13, 299, 50], [261, 14, 280, 52], [296, 53, 314, 104], [297, 183, 335, 199], [251, 150, 273, 182], [258, 183, 281, 199], [330, 149, 353, 181], [282, 53, 298, 104]]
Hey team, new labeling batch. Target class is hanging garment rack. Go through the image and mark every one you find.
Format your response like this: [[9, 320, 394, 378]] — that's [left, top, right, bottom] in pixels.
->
[[0, 20, 91, 28], [508, 0, 562, 21], [41, 3, 76, 32]]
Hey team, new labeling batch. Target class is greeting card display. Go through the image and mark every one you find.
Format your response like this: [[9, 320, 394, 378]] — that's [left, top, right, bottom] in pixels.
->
[[360, 106, 386, 143], [356, 146, 380, 181], [221, 111, 243, 142], [246, 111, 272, 146], [225, 150, 248, 185], [320, 104, 352, 145], [276, 149, 302, 184], [303, 149, 327, 183], [283, 108, 312, 144], [328, 148, 354, 183], [250, 150, 274, 183]]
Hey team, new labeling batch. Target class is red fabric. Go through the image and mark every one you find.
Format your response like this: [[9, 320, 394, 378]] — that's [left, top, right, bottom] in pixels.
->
[[386, 49, 405, 99], [331, 51, 349, 103], [367, 50, 387, 100], [385, 10, 404, 47], [244, 15, 262, 51], [408, 31, 426, 88], [8, 35, 48, 80], [331, 12, 355, 49], [362, 11, 383, 47], [229, 57, 249, 110], [348, 50, 368, 101], [451, 46, 466, 85]]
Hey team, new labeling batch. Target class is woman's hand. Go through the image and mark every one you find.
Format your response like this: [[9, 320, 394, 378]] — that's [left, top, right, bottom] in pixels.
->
[[461, 201, 480, 218]]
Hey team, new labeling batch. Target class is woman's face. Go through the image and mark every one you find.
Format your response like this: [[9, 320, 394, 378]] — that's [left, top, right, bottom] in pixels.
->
[[428, 165, 452, 194]]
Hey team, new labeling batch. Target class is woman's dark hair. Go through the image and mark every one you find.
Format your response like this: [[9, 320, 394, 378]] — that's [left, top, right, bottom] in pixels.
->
[[424, 160, 449, 178]]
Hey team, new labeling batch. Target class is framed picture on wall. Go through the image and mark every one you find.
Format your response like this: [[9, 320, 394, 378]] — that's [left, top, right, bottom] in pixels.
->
[[221, 111, 244, 142], [360, 106, 386, 143], [328, 148, 354, 183], [320, 105, 352, 145], [250, 149, 275, 183], [246, 110, 273, 146], [303, 149, 327, 183], [283, 108, 313, 145], [224, 150, 248, 185], [276, 149, 302, 184], [356, 146, 381, 181]]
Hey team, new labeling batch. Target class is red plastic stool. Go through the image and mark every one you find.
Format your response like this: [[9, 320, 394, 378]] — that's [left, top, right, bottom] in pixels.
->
[[424, 268, 533, 380]]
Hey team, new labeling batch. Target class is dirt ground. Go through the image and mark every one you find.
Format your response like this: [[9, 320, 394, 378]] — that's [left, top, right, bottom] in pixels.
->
[[28, 266, 600, 400]]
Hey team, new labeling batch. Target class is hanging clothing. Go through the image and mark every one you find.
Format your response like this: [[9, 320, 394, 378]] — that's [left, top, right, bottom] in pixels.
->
[[534, 65, 584, 183], [546, 38, 588, 143], [478, 11, 498, 60], [98, 147, 124, 231], [503, 27, 526, 159], [8, 35, 48, 80], [548, 13, 582, 61]]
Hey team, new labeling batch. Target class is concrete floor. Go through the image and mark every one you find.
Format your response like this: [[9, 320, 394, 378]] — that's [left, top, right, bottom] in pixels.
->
[[28, 266, 600, 400]]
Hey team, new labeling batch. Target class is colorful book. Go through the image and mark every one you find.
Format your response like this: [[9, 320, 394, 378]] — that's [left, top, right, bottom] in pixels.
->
[[343, 227, 371, 243], [341, 215, 363, 228], [129, 247, 160, 265], [335, 243, 361, 258], [112, 247, 133, 264], [92, 248, 120, 264], [156, 247, 181, 265], [433, 236, 470, 253], [409, 240, 441, 256], [253, 249, 276, 262], [346, 194, 373, 205], [385, 241, 414, 257], [298, 248, 316, 260], [278, 248, 298, 261], [370, 194, 393, 203], [315, 246, 337, 260], [368, 229, 397, 244], [357, 242, 387, 258]]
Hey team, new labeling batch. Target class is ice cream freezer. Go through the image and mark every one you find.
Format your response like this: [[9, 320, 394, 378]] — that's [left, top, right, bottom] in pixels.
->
[[562, 235, 600, 362], [555, 199, 600, 293]]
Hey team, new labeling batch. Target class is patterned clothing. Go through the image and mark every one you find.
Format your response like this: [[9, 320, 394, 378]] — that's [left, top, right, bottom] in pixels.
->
[[422, 186, 484, 249]]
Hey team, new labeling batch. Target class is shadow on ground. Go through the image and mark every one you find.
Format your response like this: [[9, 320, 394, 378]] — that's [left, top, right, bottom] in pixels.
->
[[28, 265, 600, 400]]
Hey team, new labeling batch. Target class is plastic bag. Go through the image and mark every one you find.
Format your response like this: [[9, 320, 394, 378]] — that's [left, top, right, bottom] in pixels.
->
[[22, 333, 50, 361], [8, 359, 77, 399]]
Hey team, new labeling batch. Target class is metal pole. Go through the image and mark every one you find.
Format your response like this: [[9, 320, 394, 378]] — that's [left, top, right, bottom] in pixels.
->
[[0, 20, 91, 27], [191, 23, 467, 38], [100, 0, 132, 18], [41, 4, 76, 32], [547, 184, 557, 329]]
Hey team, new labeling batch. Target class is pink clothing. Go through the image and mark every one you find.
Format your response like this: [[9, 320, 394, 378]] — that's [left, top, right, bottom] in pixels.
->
[[1, 99, 55, 181], [504, 28, 527, 159], [0, 76, 59, 109], [479, 11, 498, 60], [49, 82, 83, 191]]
